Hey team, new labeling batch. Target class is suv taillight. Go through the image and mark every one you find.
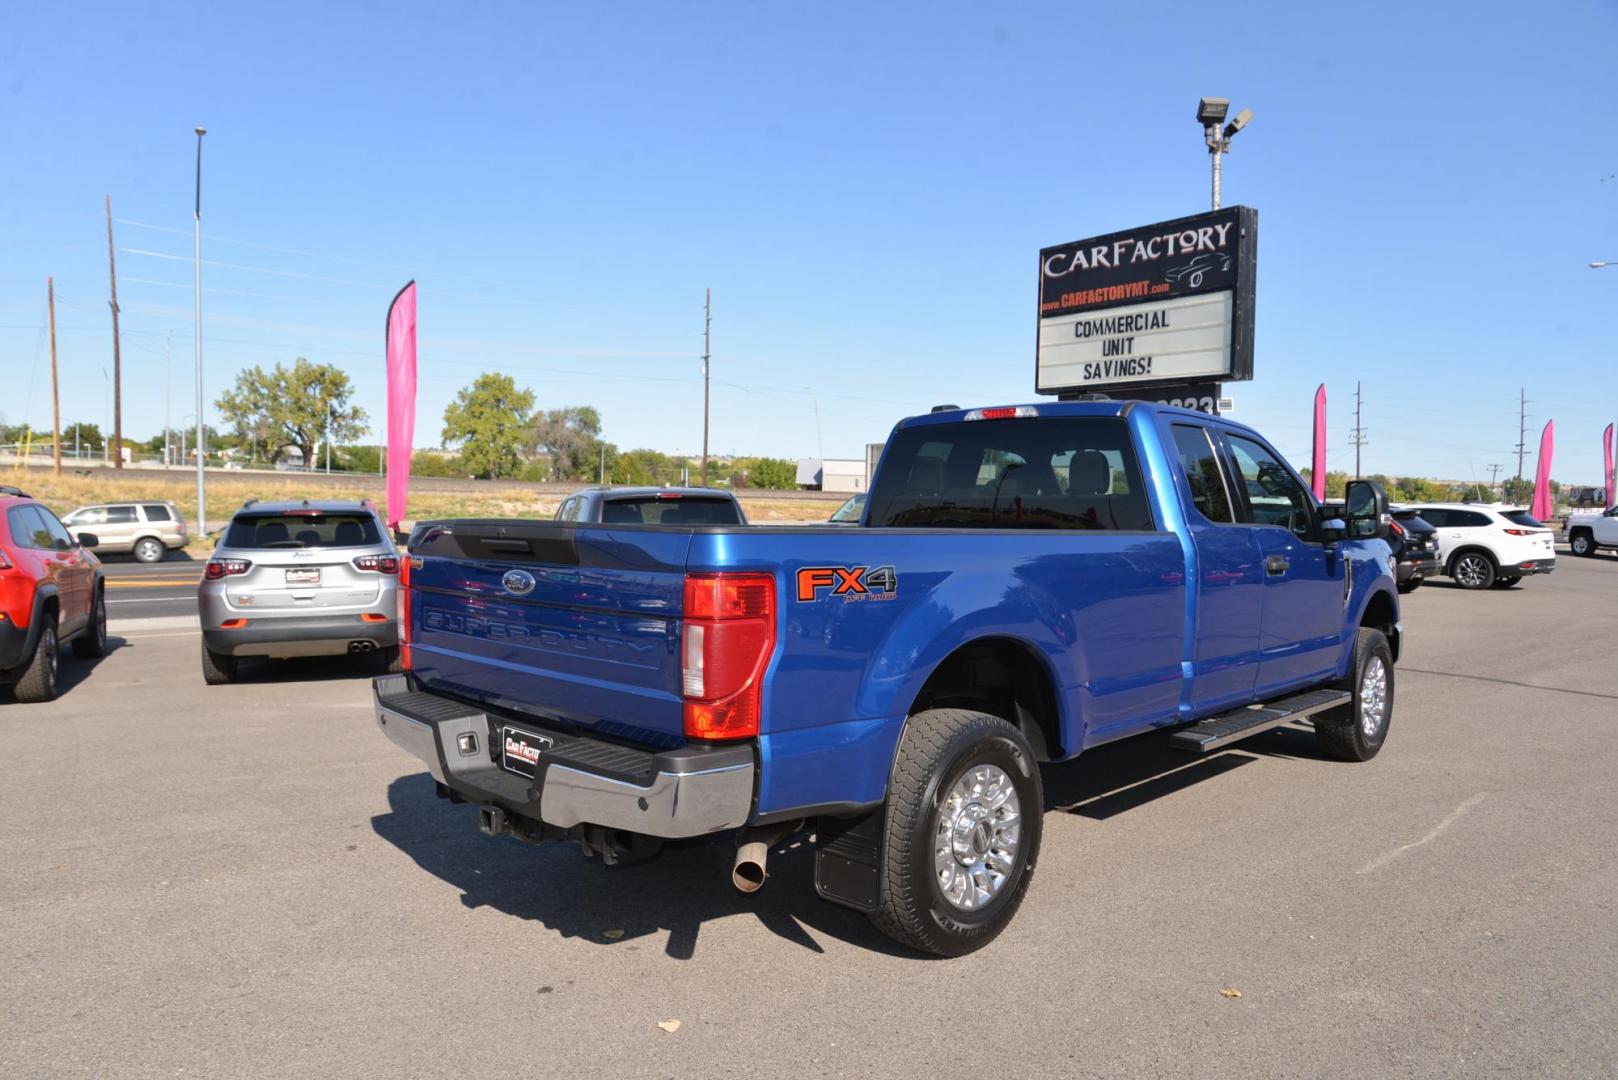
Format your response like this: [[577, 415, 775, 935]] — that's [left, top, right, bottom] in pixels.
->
[[681, 572, 775, 740], [352, 554, 400, 573], [398, 554, 412, 670], [1501, 528, 1534, 536], [203, 558, 252, 580]]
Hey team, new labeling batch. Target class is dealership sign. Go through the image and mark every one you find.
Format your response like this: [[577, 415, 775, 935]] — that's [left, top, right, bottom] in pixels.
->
[[1036, 207, 1257, 395]]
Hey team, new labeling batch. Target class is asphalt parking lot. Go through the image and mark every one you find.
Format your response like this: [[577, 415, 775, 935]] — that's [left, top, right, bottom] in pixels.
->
[[4, 551, 1617, 1078]]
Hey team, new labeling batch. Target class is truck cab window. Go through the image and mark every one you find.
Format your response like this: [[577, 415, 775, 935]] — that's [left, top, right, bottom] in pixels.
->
[[1224, 434, 1317, 540], [868, 416, 1153, 530], [1171, 424, 1234, 523]]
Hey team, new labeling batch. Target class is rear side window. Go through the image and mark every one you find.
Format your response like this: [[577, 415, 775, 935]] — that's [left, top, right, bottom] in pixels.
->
[[1171, 424, 1234, 524], [600, 497, 741, 526], [224, 512, 382, 549], [1451, 511, 1492, 528], [6, 506, 53, 549], [104, 506, 138, 524], [1501, 511, 1543, 528], [142, 504, 173, 522], [866, 416, 1154, 530]]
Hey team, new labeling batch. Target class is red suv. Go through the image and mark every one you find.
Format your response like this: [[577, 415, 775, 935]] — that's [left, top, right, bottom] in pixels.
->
[[0, 486, 108, 702]]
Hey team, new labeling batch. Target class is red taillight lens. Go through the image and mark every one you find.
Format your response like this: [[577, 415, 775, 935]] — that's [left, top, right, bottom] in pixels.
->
[[204, 558, 251, 580], [1389, 520, 1405, 537], [352, 554, 400, 573], [398, 555, 413, 670], [1502, 528, 1533, 536], [682, 572, 775, 741]]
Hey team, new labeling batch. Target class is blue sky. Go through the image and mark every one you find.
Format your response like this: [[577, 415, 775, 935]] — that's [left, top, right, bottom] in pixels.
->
[[3, 1, 1616, 483]]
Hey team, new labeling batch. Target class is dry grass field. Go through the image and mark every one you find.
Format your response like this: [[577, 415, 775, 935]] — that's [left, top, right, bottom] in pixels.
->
[[8, 467, 840, 546]]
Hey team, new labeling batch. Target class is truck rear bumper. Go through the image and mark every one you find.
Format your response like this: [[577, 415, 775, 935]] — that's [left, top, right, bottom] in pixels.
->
[[372, 674, 755, 839]]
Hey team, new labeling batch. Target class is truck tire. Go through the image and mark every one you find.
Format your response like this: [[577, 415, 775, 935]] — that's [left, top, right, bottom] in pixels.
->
[[1569, 531, 1595, 557], [1315, 628, 1393, 762], [12, 616, 60, 703], [70, 586, 108, 659], [870, 708, 1042, 957], [1450, 551, 1495, 590], [201, 640, 238, 685]]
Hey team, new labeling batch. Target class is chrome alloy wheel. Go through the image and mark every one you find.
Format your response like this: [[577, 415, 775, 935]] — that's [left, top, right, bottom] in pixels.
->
[[1360, 655, 1389, 738], [934, 763, 1022, 911], [1454, 555, 1489, 587]]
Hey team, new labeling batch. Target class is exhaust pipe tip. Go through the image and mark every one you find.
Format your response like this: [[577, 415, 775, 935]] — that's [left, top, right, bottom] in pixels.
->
[[731, 845, 768, 893]]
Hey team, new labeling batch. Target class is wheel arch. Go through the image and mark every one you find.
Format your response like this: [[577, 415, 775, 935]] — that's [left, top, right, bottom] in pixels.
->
[[1446, 544, 1499, 575], [1356, 586, 1400, 663], [904, 635, 1067, 762]]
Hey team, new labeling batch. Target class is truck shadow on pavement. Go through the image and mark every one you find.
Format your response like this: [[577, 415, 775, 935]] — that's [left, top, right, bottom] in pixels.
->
[[1041, 725, 1330, 819], [371, 772, 922, 961], [371, 727, 1327, 960]]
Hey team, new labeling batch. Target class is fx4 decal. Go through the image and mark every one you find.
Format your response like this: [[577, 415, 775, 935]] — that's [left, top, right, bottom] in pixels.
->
[[796, 565, 898, 602]]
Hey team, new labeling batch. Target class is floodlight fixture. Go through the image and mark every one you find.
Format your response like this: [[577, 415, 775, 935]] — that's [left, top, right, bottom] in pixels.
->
[[1197, 97, 1229, 126], [1224, 107, 1254, 138]]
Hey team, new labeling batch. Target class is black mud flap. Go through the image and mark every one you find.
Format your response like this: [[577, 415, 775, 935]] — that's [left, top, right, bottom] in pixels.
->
[[814, 809, 882, 912]]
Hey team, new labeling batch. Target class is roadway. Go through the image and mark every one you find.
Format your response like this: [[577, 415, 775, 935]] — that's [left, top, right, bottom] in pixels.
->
[[97, 552, 202, 620], [4, 549, 1617, 1076]]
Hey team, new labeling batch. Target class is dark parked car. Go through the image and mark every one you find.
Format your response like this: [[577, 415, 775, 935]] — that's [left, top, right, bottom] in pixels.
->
[[554, 487, 747, 526], [1389, 508, 1441, 593]]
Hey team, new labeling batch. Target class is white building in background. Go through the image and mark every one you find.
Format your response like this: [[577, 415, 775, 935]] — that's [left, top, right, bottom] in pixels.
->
[[796, 458, 868, 493]]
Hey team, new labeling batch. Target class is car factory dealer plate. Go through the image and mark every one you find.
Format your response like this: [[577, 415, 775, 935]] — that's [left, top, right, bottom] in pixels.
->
[[500, 727, 554, 777], [285, 567, 321, 585]]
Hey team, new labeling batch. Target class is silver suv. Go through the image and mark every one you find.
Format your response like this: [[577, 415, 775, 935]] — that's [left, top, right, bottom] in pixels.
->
[[62, 501, 187, 562], [197, 500, 399, 683]]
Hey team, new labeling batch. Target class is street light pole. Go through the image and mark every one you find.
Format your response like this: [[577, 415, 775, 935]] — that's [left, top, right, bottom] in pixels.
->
[[193, 127, 207, 535], [1197, 98, 1253, 211], [1595, 263, 1616, 502]]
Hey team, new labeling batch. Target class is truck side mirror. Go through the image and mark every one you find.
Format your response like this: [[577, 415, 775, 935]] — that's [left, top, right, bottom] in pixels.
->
[[1344, 480, 1391, 541]]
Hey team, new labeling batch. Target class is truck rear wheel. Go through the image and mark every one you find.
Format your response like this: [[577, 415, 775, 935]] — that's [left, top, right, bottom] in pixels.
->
[[870, 708, 1042, 957], [1315, 628, 1393, 762], [1569, 531, 1594, 557]]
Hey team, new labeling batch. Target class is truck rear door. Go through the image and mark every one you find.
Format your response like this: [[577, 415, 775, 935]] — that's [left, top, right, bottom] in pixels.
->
[[406, 522, 693, 749]]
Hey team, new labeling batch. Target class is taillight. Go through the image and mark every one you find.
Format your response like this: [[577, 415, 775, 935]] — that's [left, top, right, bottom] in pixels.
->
[[681, 572, 775, 741], [352, 554, 400, 573], [1501, 528, 1535, 536], [1389, 520, 1405, 537], [398, 555, 412, 670], [203, 558, 251, 580]]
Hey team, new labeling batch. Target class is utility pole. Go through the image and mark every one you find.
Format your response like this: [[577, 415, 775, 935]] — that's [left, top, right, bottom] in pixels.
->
[[599, 442, 606, 484], [1514, 387, 1528, 483], [1349, 380, 1368, 479], [700, 287, 711, 487], [164, 332, 172, 467], [193, 127, 208, 535], [105, 195, 124, 469], [1487, 463, 1502, 497], [48, 277, 61, 475]]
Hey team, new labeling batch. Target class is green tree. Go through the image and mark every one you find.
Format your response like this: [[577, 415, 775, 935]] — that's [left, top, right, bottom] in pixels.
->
[[411, 450, 467, 478], [216, 358, 368, 466], [60, 422, 103, 451], [746, 457, 798, 490], [529, 406, 603, 481], [1500, 476, 1533, 504], [441, 373, 535, 479]]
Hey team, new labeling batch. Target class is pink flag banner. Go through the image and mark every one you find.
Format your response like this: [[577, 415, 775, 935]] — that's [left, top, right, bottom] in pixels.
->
[[1311, 384, 1327, 501], [1605, 423, 1614, 509], [1531, 419, 1554, 521], [385, 281, 417, 531]]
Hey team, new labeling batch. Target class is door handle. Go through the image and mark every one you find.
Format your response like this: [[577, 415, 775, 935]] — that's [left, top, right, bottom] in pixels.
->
[[1265, 555, 1290, 576]]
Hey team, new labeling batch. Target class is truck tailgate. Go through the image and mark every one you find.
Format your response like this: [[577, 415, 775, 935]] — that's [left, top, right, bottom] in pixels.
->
[[407, 522, 692, 748]]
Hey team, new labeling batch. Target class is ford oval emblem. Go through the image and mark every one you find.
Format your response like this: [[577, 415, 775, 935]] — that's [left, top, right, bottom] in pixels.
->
[[501, 569, 537, 597]]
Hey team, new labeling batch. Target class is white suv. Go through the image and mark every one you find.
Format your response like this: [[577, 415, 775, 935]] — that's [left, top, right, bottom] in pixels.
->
[[1400, 503, 1556, 590]]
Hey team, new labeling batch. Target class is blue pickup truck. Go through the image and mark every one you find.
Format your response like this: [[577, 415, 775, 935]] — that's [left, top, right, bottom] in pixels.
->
[[375, 400, 1400, 955]]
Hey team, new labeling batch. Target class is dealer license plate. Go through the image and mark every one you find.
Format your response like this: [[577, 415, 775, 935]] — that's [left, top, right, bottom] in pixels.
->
[[500, 726, 554, 777], [285, 567, 321, 585]]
